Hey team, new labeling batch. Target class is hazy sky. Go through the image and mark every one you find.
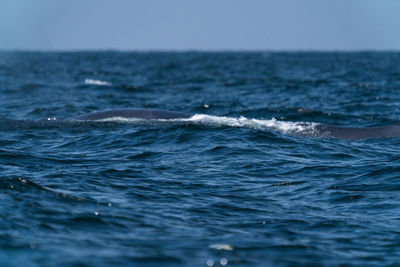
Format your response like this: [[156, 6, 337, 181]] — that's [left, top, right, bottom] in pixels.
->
[[1, 0, 400, 51]]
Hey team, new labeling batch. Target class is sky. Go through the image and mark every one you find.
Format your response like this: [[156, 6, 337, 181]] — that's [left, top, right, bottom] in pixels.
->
[[1, 0, 400, 51]]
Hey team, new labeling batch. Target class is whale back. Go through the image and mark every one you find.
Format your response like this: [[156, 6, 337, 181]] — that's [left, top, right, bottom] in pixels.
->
[[315, 123, 400, 139], [75, 108, 192, 121], [74, 108, 400, 139]]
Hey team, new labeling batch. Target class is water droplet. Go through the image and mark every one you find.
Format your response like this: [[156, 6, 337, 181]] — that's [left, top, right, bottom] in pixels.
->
[[206, 259, 214, 266], [220, 258, 228, 265]]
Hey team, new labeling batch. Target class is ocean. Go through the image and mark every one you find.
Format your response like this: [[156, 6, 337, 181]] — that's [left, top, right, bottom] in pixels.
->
[[1, 51, 400, 266]]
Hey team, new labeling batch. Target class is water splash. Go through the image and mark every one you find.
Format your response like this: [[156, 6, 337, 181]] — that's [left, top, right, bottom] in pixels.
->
[[186, 114, 319, 135], [84, 79, 112, 86]]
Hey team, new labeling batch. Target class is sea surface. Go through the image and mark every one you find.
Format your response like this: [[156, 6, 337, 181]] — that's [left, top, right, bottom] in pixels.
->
[[1, 51, 400, 266]]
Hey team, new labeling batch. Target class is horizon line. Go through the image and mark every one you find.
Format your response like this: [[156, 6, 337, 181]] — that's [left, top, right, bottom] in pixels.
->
[[1, 48, 400, 53]]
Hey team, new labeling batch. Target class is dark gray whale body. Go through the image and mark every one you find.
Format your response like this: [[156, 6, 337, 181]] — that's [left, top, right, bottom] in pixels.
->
[[75, 108, 193, 121], [314, 123, 400, 140], [74, 108, 400, 140]]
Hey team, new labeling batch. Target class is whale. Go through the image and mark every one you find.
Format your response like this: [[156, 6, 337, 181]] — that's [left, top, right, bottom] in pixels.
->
[[73, 108, 400, 140], [313, 123, 400, 139], [74, 108, 193, 121]]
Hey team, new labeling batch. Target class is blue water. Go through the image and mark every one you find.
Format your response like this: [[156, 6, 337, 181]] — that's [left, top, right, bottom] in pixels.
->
[[1, 51, 400, 266]]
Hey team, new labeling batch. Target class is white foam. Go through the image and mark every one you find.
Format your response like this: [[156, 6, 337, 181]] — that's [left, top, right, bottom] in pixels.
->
[[84, 79, 111, 86], [184, 114, 319, 135]]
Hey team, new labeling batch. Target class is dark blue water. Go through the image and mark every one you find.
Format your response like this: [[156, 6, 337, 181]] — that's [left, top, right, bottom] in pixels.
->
[[1, 51, 400, 266]]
